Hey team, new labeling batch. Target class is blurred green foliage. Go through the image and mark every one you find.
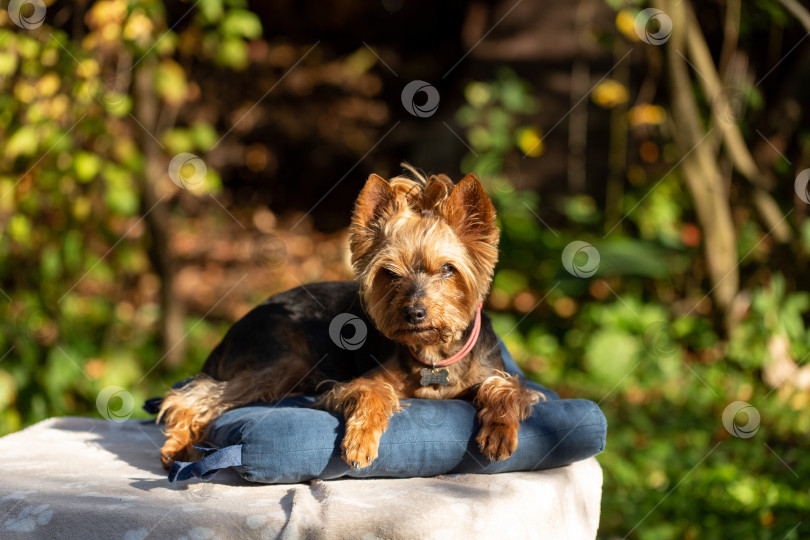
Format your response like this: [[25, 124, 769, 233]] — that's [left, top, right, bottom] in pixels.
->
[[0, 0, 260, 433], [1, 1, 809, 539], [457, 43, 809, 540]]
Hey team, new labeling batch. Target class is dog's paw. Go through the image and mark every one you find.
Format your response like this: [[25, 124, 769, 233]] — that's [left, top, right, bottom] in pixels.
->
[[341, 428, 381, 469], [160, 440, 191, 471], [160, 453, 175, 471], [476, 423, 519, 462]]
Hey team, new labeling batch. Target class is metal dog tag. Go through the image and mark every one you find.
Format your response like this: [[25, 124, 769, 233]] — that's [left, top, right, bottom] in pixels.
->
[[420, 368, 450, 386]]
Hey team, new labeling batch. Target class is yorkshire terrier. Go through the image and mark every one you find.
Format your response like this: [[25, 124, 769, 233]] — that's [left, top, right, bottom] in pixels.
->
[[158, 166, 543, 471]]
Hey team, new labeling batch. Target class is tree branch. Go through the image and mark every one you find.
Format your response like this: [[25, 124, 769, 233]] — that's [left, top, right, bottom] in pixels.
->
[[776, 0, 810, 34], [657, 0, 739, 324], [683, 2, 792, 243]]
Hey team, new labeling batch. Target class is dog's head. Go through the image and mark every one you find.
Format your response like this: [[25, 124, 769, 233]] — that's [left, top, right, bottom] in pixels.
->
[[348, 167, 499, 348]]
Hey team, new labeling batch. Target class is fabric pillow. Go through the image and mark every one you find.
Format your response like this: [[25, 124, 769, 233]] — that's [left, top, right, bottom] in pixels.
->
[[163, 340, 607, 484]]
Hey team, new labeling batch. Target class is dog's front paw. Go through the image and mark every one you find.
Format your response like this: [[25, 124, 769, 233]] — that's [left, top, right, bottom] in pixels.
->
[[476, 423, 519, 462], [341, 427, 381, 469]]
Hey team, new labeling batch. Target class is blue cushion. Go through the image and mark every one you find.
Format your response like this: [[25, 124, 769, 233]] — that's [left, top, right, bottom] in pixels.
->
[[166, 340, 607, 483]]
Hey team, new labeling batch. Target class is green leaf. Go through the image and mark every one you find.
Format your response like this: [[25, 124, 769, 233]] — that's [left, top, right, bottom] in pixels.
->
[[162, 128, 195, 154], [40, 245, 62, 280], [0, 51, 18, 76], [584, 328, 640, 386], [468, 126, 492, 151], [564, 195, 601, 225], [62, 230, 83, 272], [464, 82, 491, 108], [102, 165, 139, 216], [155, 60, 188, 105], [8, 215, 32, 244], [73, 152, 102, 183], [215, 36, 249, 70], [0, 369, 17, 410], [6, 126, 38, 159], [594, 239, 674, 278], [191, 122, 218, 151], [221, 9, 262, 39], [17, 36, 40, 59], [493, 269, 529, 296], [101, 93, 132, 117], [454, 104, 478, 127], [501, 78, 534, 113], [199, 0, 225, 23]]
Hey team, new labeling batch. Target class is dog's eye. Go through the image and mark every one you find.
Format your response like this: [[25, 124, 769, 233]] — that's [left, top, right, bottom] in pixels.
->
[[383, 267, 399, 279], [440, 264, 455, 278]]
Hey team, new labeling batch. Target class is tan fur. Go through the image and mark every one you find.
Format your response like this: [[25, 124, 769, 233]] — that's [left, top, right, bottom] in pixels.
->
[[316, 376, 402, 467], [474, 372, 545, 461], [158, 357, 312, 469], [350, 166, 499, 365]]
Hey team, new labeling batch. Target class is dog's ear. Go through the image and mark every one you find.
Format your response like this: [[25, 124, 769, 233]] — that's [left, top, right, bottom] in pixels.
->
[[352, 173, 396, 230], [444, 173, 497, 235], [443, 173, 499, 274], [349, 174, 396, 272]]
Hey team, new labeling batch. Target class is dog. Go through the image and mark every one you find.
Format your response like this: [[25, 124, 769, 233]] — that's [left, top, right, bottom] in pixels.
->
[[158, 166, 543, 471]]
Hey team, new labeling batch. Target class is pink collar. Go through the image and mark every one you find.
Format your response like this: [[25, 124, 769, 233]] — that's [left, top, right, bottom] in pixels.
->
[[409, 303, 483, 368]]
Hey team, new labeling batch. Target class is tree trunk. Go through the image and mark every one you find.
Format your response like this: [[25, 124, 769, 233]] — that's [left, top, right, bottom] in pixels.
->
[[133, 59, 186, 367], [658, 0, 739, 328]]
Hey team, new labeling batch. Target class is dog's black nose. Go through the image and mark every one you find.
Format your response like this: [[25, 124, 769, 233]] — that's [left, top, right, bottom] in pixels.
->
[[402, 305, 427, 324]]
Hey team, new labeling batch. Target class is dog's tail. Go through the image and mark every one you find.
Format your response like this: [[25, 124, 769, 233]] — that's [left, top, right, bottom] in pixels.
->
[[157, 363, 313, 469], [157, 375, 231, 469]]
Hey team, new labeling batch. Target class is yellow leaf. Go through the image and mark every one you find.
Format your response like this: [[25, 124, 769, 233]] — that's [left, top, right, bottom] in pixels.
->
[[86, 0, 128, 30], [155, 59, 188, 105], [628, 104, 667, 127], [591, 79, 629, 109], [616, 10, 639, 42], [517, 126, 544, 157], [37, 72, 61, 97], [0, 51, 18, 76], [13, 81, 36, 104], [9, 214, 32, 244], [465, 82, 491, 108], [345, 47, 376, 75], [0, 369, 17, 409], [123, 11, 154, 44], [77, 58, 100, 79]]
